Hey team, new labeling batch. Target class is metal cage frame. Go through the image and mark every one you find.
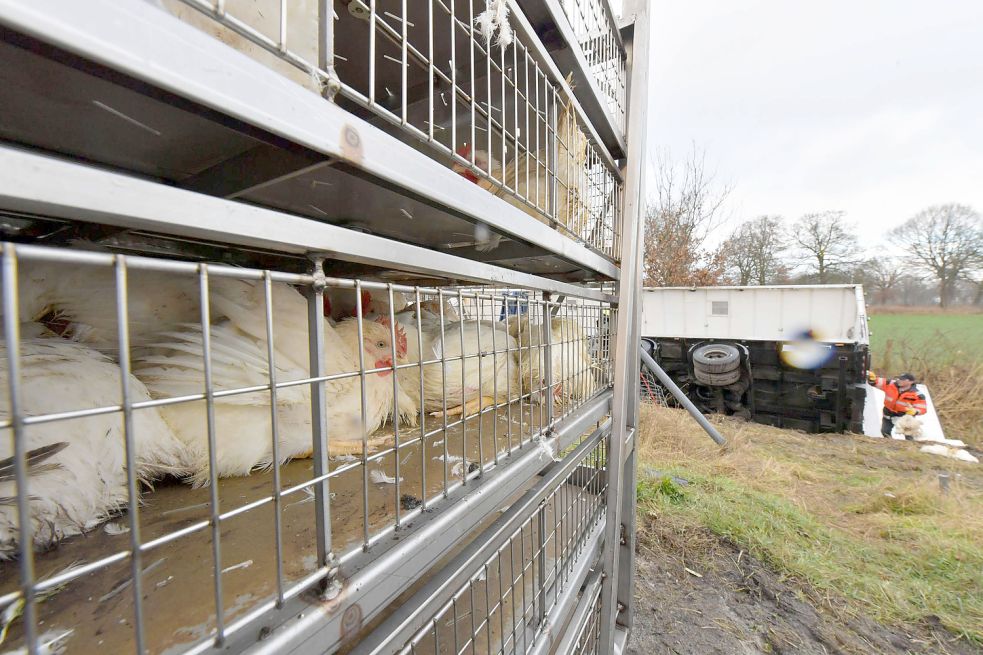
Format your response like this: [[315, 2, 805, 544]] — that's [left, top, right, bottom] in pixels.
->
[[0, 0, 651, 652]]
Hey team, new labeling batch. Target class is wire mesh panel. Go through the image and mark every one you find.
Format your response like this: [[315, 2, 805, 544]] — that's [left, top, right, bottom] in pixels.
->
[[558, 0, 627, 134], [156, 0, 624, 260], [0, 241, 614, 653], [570, 582, 603, 655], [394, 435, 606, 654], [332, 0, 624, 257]]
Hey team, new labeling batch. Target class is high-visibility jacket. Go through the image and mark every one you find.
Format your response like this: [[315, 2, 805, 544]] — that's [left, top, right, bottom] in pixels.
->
[[872, 377, 927, 416]]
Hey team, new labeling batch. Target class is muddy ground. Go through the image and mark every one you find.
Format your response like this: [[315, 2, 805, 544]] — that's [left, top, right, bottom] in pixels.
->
[[626, 527, 981, 655]]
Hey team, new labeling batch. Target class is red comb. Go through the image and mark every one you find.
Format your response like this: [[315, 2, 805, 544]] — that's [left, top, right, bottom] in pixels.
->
[[373, 316, 408, 358], [456, 145, 479, 183], [396, 323, 408, 358], [323, 293, 332, 317], [352, 289, 371, 317]]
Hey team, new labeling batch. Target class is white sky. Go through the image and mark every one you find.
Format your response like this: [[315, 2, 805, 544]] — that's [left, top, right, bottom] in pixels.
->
[[647, 0, 983, 247]]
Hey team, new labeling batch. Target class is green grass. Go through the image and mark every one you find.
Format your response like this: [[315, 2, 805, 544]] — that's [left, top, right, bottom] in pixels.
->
[[638, 405, 983, 645], [868, 313, 983, 367]]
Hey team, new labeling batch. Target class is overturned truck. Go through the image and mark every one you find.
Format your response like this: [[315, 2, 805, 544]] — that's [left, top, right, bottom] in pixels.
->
[[641, 285, 870, 433]]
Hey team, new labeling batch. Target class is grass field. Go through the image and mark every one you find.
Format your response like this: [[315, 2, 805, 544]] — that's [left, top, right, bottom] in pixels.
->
[[867, 309, 983, 446], [636, 404, 983, 648], [868, 311, 983, 367]]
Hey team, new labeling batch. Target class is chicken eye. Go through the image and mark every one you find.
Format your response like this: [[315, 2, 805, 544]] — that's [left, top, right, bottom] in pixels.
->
[[376, 340, 386, 349]]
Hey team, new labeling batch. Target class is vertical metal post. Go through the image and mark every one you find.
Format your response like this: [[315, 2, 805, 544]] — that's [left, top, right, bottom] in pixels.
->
[[599, 0, 652, 650], [198, 264, 226, 646], [306, 256, 336, 594], [262, 271, 287, 607], [541, 292, 554, 430], [536, 501, 547, 625], [114, 256, 147, 654], [317, 0, 340, 99], [1, 245, 38, 655]]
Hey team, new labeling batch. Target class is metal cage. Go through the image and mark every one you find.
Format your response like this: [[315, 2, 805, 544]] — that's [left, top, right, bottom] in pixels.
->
[[157, 0, 624, 260], [0, 0, 650, 652]]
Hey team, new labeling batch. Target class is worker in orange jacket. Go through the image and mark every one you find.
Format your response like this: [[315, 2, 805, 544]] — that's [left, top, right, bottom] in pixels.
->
[[867, 372, 927, 438]]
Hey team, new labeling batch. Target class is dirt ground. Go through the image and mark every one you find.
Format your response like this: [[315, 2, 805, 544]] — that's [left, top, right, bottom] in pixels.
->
[[626, 527, 981, 655]]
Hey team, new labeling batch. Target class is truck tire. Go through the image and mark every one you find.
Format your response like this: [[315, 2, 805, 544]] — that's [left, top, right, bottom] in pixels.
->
[[693, 366, 741, 387], [692, 344, 740, 373]]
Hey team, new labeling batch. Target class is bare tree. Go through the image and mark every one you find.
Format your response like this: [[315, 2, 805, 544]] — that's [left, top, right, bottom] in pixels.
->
[[896, 274, 933, 306], [966, 270, 983, 306], [790, 211, 860, 283], [861, 257, 903, 305], [889, 204, 983, 307], [722, 216, 785, 285], [643, 145, 731, 286], [721, 228, 755, 285]]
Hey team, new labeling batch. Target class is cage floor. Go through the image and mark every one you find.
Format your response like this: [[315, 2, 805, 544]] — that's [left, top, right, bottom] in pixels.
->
[[0, 402, 561, 653]]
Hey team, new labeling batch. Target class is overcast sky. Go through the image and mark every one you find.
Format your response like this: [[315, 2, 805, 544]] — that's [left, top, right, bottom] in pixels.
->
[[647, 0, 983, 247]]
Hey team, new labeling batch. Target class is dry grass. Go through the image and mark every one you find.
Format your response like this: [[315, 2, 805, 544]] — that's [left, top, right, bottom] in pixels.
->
[[875, 343, 983, 449], [636, 403, 983, 644], [918, 362, 983, 449], [869, 311, 983, 448]]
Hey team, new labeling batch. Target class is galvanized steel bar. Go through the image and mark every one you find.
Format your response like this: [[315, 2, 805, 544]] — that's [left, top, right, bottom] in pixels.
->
[[598, 0, 651, 649], [0, 147, 614, 302], [0, 0, 619, 280], [351, 422, 609, 654], [639, 348, 726, 446], [306, 257, 334, 579], [1, 245, 39, 655], [244, 393, 611, 655], [197, 264, 227, 645], [113, 257, 148, 654]]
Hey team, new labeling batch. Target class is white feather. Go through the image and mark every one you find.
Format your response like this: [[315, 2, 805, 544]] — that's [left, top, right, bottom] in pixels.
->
[[0, 332, 192, 558], [2, 259, 200, 352], [919, 444, 979, 464], [509, 316, 597, 404], [135, 281, 403, 484], [406, 320, 517, 413]]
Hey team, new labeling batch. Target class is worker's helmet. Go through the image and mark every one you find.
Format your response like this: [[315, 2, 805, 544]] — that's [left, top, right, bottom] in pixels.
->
[[898, 372, 916, 382]]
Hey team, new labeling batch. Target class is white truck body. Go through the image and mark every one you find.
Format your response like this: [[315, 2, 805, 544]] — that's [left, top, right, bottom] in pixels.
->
[[641, 285, 869, 345]]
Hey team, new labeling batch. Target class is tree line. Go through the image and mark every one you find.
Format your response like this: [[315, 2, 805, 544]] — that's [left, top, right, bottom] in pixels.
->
[[643, 149, 983, 307]]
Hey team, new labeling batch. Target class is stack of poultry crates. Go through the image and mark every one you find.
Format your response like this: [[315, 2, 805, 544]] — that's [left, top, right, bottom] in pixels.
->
[[0, 0, 650, 652]]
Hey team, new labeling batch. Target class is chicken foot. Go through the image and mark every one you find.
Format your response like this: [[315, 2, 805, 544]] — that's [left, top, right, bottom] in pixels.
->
[[430, 396, 498, 419], [294, 435, 394, 458]]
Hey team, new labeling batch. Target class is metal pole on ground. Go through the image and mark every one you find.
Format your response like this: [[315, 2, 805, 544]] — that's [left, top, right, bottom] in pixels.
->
[[639, 346, 727, 446]]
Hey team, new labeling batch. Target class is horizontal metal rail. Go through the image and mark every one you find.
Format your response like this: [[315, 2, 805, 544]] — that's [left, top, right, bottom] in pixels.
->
[[351, 421, 609, 654], [0, 145, 615, 303], [0, 0, 619, 279], [223, 392, 612, 655]]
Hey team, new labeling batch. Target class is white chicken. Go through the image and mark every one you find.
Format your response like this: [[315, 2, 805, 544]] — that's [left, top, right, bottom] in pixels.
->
[[508, 316, 598, 406], [0, 330, 192, 558], [134, 279, 408, 484], [326, 283, 410, 322], [4, 259, 200, 352], [451, 94, 589, 235], [394, 308, 517, 419]]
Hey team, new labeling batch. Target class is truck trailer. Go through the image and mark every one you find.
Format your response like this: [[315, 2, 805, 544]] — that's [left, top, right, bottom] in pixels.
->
[[641, 285, 870, 433]]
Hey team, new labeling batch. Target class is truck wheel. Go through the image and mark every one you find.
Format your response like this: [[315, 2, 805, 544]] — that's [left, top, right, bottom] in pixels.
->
[[692, 344, 740, 373], [693, 366, 741, 386]]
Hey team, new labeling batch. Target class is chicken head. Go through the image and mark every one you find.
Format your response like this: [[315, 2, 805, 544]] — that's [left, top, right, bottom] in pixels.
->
[[362, 317, 408, 374]]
